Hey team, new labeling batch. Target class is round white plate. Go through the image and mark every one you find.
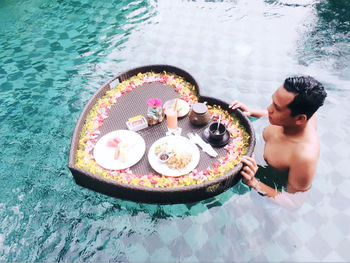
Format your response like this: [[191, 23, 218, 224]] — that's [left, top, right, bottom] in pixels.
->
[[163, 99, 190, 118], [93, 130, 146, 170], [148, 136, 200, 177]]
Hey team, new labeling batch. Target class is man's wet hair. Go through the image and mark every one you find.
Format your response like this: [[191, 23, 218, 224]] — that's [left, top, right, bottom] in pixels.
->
[[284, 76, 327, 120]]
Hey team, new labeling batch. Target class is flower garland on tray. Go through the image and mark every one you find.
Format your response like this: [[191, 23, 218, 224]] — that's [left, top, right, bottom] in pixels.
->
[[75, 72, 250, 188]]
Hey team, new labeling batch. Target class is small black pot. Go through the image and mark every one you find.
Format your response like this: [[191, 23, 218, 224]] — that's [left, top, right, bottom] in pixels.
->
[[209, 122, 227, 140]]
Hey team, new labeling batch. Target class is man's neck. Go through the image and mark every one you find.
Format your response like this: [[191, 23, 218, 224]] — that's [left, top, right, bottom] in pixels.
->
[[282, 123, 307, 137]]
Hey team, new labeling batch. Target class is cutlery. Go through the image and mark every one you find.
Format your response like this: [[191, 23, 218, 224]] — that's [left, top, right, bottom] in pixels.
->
[[193, 133, 218, 157], [215, 115, 221, 135], [187, 132, 218, 157]]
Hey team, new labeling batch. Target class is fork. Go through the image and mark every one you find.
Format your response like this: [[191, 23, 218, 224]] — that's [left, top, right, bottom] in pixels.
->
[[187, 132, 218, 157], [187, 132, 198, 147]]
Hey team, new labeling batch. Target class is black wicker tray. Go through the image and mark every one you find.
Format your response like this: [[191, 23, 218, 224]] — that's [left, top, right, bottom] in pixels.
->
[[68, 65, 255, 204]]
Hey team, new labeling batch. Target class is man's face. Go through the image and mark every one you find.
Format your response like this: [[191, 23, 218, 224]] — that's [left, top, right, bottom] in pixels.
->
[[267, 85, 296, 126]]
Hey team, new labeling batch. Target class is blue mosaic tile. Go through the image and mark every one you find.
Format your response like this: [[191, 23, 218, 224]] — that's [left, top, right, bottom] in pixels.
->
[[148, 247, 172, 263], [170, 236, 193, 260], [183, 224, 209, 251], [307, 233, 333, 260], [336, 238, 350, 261], [264, 242, 289, 262]]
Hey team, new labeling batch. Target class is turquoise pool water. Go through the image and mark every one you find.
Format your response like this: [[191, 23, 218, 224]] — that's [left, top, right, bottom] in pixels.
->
[[1, 0, 350, 261]]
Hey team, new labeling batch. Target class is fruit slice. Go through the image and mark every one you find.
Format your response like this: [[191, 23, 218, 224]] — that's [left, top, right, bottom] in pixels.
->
[[107, 137, 121, 147], [114, 146, 120, 160]]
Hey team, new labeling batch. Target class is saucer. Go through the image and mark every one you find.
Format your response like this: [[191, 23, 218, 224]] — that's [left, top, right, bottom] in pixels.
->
[[163, 99, 190, 118], [202, 127, 230, 147]]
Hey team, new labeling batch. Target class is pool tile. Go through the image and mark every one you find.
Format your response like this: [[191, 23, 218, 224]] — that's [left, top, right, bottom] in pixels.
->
[[67, 29, 80, 39], [321, 251, 346, 262], [127, 243, 149, 263], [329, 171, 347, 186], [307, 233, 333, 260], [289, 220, 317, 243], [157, 222, 181, 245], [236, 213, 260, 234], [332, 212, 350, 235], [183, 224, 209, 251], [170, 236, 193, 259], [307, 187, 326, 207], [208, 209, 229, 231], [335, 238, 350, 261], [288, 246, 319, 262], [207, 232, 231, 253], [337, 178, 350, 199], [319, 222, 344, 250], [180, 255, 201, 263], [195, 239, 219, 263], [274, 229, 302, 254], [176, 217, 193, 234], [302, 210, 328, 230], [58, 39, 72, 49], [264, 242, 289, 262], [250, 252, 269, 262], [142, 232, 163, 254], [148, 247, 172, 263], [0, 82, 12, 92], [191, 211, 212, 225], [330, 191, 350, 211]]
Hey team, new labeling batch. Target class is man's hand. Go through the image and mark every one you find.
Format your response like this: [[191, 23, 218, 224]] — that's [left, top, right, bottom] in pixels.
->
[[229, 101, 251, 116], [241, 155, 276, 197], [229, 101, 268, 117], [240, 155, 259, 188]]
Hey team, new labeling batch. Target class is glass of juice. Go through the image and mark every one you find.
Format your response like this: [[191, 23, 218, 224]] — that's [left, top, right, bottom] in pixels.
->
[[165, 107, 178, 131]]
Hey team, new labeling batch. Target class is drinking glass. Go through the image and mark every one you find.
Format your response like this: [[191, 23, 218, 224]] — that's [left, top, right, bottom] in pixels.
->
[[165, 108, 177, 130]]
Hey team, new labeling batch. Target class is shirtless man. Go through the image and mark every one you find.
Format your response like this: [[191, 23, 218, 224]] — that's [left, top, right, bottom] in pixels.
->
[[230, 76, 327, 198]]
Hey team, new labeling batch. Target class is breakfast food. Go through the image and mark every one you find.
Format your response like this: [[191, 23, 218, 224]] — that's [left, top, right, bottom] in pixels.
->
[[126, 115, 148, 131], [114, 146, 120, 160], [107, 137, 121, 160], [166, 152, 192, 170], [158, 152, 170, 162], [154, 142, 192, 170], [154, 142, 169, 156], [107, 137, 135, 162], [118, 141, 134, 163], [160, 153, 169, 160]]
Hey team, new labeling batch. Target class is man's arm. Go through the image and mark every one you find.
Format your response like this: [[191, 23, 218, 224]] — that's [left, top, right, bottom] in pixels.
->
[[246, 177, 280, 198], [240, 156, 281, 198], [241, 152, 317, 197], [229, 101, 268, 117]]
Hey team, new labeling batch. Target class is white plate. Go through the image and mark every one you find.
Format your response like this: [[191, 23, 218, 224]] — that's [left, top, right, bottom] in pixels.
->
[[163, 99, 190, 117], [93, 130, 146, 170], [148, 136, 200, 177]]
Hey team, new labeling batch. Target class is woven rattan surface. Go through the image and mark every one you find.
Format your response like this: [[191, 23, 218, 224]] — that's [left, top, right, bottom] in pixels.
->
[[99, 81, 229, 175]]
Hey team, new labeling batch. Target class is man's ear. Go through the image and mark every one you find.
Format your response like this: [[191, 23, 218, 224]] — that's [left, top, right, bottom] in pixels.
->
[[295, 114, 307, 125]]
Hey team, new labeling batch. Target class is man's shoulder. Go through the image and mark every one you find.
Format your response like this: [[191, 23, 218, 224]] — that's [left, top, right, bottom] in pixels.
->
[[288, 139, 320, 191], [288, 142, 320, 190], [291, 140, 320, 165], [292, 126, 320, 156], [263, 124, 280, 139]]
